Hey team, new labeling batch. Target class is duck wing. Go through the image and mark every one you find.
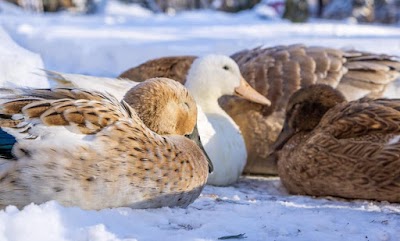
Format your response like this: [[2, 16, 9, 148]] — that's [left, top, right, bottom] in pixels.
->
[[319, 98, 400, 139], [303, 99, 400, 196], [44, 70, 138, 101], [0, 88, 138, 137], [230, 44, 348, 113], [118, 56, 196, 84], [338, 51, 400, 99]]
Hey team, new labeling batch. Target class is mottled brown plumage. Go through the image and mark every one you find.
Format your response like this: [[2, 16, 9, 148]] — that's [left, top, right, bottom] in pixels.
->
[[118, 44, 400, 175], [119, 56, 196, 84], [270, 84, 400, 202], [0, 78, 210, 210]]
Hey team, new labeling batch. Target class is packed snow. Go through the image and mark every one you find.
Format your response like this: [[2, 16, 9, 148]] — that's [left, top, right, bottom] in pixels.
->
[[0, 2, 400, 241]]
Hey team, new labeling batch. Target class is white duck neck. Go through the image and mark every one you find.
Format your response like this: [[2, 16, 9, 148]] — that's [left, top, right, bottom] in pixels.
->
[[185, 82, 227, 115]]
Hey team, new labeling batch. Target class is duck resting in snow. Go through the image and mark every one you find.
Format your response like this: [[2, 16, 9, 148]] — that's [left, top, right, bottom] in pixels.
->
[[0, 78, 212, 210], [269, 84, 400, 202]]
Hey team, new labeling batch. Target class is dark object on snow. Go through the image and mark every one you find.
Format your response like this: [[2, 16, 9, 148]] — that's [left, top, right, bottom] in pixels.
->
[[218, 233, 247, 240]]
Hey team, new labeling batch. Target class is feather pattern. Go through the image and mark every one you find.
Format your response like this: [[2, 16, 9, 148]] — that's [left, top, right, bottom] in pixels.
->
[[272, 85, 400, 202]]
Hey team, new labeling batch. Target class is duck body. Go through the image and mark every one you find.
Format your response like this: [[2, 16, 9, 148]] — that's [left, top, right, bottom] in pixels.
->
[[119, 45, 400, 175], [202, 112, 246, 185], [0, 79, 210, 210], [271, 84, 400, 202]]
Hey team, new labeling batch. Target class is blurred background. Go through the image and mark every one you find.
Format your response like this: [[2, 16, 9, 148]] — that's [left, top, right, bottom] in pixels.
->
[[3, 0, 400, 24]]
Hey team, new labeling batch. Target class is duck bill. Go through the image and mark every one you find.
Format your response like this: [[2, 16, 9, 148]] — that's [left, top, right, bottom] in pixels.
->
[[271, 120, 295, 152], [185, 124, 214, 173], [266, 120, 295, 166], [234, 77, 271, 106]]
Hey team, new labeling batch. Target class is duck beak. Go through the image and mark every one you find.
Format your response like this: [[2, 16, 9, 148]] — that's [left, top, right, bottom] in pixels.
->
[[271, 120, 295, 152], [185, 124, 214, 173], [266, 120, 295, 165], [234, 77, 271, 106]]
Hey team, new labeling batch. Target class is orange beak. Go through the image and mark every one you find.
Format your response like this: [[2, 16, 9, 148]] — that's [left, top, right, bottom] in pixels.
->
[[234, 77, 271, 106]]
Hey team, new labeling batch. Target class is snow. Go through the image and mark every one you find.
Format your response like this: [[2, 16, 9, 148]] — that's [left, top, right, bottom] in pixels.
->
[[0, 26, 49, 88], [1, 177, 399, 241], [103, 1, 153, 17], [0, 4, 400, 241]]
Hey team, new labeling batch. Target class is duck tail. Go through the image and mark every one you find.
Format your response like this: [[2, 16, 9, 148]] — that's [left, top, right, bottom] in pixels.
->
[[341, 51, 400, 98]]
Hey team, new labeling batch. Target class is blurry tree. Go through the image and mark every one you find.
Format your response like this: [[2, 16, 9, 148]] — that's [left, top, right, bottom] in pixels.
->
[[283, 0, 308, 22]]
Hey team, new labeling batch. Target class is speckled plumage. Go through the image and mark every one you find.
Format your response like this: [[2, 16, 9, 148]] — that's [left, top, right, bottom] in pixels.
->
[[271, 85, 400, 202], [0, 78, 209, 210], [118, 45, 400, 175]]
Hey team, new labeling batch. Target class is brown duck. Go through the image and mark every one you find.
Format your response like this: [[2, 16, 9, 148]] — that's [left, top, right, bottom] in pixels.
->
[[269, 84, 400, 202], [118, 44, 400, 175]]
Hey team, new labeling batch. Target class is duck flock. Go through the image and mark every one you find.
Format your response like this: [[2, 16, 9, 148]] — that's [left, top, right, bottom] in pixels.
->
[[0, 39, 400, 212]]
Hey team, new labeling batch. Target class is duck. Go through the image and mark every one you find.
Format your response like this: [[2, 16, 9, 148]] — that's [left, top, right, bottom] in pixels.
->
[[0, 78, 213, 210], [45, 55, 271, 186], [118, 44, 400, 175], [268, 84, 400, 202]]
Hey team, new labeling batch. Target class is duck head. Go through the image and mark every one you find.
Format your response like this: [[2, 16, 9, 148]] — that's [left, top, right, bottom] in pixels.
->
[[123, 77, 213, 173], [184, 55, 271, 109], [124, 78, 197, 136], [271, 84, 346, 154]]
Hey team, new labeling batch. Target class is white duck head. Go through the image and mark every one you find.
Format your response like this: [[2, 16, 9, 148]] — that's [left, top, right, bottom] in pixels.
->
[[184, 54, 270, 113]]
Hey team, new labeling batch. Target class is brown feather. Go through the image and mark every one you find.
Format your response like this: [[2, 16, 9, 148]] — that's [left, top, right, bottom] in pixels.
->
[[119, 56, 196, 84]]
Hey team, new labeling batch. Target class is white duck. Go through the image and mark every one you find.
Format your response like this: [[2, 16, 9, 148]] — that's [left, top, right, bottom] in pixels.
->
[[45, 55, 271, 186]]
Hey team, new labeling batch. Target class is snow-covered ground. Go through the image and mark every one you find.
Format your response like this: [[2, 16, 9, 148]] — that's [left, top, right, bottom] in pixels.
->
[[1, 176, 399, 241], [0, 2, 400, 241]]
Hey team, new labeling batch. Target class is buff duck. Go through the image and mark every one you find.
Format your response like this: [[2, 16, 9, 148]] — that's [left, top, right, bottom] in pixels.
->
[[119, 44, 400, 175], [45, 55, 271, 186], [0, 78, 213, 210], [269, 84, 400, 202]]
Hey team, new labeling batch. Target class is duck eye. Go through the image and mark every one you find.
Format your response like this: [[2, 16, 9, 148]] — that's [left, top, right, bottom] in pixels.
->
[[223, 65, 229, 71]]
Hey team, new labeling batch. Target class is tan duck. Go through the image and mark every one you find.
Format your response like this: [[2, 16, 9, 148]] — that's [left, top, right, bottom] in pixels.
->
[[0, 78, 212, 210], [269, 84, 400, 202], [119, 44, 400, 175]]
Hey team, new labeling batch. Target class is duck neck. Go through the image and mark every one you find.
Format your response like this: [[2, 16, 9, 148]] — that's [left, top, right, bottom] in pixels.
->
[[185, 84, 226, 115]]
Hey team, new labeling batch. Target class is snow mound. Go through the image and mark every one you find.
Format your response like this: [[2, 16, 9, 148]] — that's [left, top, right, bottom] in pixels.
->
[[0, 26, 49, 88]]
